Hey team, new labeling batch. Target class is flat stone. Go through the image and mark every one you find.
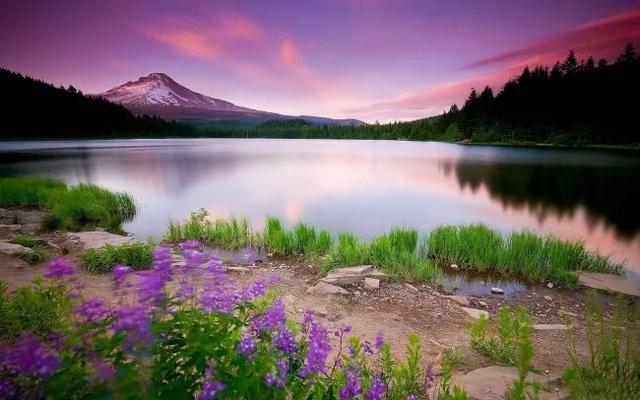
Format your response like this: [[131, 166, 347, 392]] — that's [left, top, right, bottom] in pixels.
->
[[68, 231, 135, 250], [558, 309, 578, 318], [450, 263, 460, 270], [546, 282, 554, 289], [363, 277, 380, 290], [478, 301, 489, 307], [578, 272, 640, 298], [405, 283, 418, 292], [0, 224, 22, 234], [0, 240, 35, 256], [532, 324, 571, 331], [307, 282, 349, 296], [544, 295, 553, 302], [321, 266, 387, 287], [444, 295, 470, 306], [461, 307, 489, 320], [491, 287, 504, 294], [454, 366, 566, 400]]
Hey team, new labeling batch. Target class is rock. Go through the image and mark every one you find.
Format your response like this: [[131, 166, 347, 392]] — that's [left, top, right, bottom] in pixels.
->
[[578, 272, 640, 298], [544, 295, 553, 302], [479, 301, 489, 307], [461, 307, 489, 320], [68, 231, 135, 250], [450, 263, 460, 270], [281, 294, 297, 314], [444, 295, 470, 307], [0, 224, 22, 234], [0, 240, 35, 256], [307, 282, 349, 296], [363, 278, 380, 290], [405, 283, 418, 292], [454, 366, 565, 400], [532, 324, 571, 331], [558, 309, 578, 318], [546, 282, 554, 289], [491, 287, 504, 294], [321, 266, 387, 287]]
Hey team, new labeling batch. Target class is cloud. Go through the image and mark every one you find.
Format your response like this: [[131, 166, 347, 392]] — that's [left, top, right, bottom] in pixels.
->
[[280, 40, 303, 68], [466, 9, 640, 69], [146, 29, 220, 59]]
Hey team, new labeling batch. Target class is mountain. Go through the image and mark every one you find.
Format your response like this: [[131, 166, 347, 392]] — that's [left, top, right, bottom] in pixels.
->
[[97, 73, 363, 125]]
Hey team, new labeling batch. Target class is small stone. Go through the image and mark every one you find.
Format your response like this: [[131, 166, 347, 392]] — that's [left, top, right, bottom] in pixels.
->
[[449, 264, 460, 270], [363, 277, 380, 290], [491, 287, 504, 294], [405, 283, 418, 292], [533, 324, 570, 331], [307, 282, 349, 295], [226, 266, 250, 273], [544, 295, 553, 302], [461, 307, 489, 319], [444, 295, 470, 307], [547, 282, 554, 289], [0, 240, 35, 257], [479, 301, 489, 307], [559, 309, 578, 318]]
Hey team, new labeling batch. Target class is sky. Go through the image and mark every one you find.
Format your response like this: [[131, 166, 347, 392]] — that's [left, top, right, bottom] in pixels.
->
[[1, 0, 639, 122]]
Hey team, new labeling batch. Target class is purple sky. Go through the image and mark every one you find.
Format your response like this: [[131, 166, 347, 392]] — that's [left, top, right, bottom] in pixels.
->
[[1, 0, 639, 122]]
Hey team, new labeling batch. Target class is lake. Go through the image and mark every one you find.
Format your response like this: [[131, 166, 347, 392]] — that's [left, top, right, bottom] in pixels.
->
[[1, 139, 639, 279]]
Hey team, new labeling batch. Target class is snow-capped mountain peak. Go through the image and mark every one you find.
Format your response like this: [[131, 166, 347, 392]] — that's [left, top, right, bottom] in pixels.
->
[[99, 72, 247, 112]]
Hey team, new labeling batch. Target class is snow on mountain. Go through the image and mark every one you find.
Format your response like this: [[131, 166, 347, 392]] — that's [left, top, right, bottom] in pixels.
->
[[97, 72, 363, 125]]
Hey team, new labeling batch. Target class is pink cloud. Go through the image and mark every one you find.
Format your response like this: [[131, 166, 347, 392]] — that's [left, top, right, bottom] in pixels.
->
[[280, 40, 303, 68], [146, 29, 220, 59], [466, 9, 640, 69]]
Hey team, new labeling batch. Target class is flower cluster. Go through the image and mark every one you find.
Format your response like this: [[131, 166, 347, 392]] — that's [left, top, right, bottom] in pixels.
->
[[45, 257, 75, 279], [74, 298, 110, 323]]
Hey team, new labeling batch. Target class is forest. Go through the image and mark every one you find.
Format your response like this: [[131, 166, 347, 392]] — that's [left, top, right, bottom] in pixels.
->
[[1, 43, 638, 145]]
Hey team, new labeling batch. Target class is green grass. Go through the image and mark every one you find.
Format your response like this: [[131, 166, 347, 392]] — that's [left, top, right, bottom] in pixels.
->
[[82, 241, 155, 273], [166, 209, 262, 250], [442, 346, 467, 369], [562, 293, 640, 400], [428, 224, 625, 286], [9, 234, 46, 264], [0, 176, 137, 233], [0, 279, 71, 340]]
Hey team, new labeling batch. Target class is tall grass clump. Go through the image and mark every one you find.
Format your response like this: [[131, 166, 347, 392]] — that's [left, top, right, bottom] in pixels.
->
[[82, 241, 155, 273], [0, 176, 137, 233], [562, 294, 640, 399], [0, 249, 458, 399], [165, 209, 262, 249], [428, 224, 624, 286], [323, 228, 437, 281], [0, 176, 65, 207]]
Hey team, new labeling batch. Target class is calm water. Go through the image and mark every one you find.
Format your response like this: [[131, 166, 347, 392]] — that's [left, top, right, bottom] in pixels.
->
[[1, 139, 639, 279]]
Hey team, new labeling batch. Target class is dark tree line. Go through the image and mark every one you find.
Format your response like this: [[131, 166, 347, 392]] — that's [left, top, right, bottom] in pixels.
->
[[0, 68, 196, 138], [436, 43, 640, 144]]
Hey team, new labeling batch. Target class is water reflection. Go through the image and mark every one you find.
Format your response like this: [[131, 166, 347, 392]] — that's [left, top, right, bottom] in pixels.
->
[[1, 139, 638, 276]]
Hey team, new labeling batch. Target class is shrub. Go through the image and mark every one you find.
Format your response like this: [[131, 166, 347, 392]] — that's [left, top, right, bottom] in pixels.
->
[[562, 294, 640, 399], [0, 247, 462, 399], [0, 280, 71, 340], [442, 346, 466, 369], [467, 306, 533, 366], [15, 245, 45, 264], [82, 241, 154, 273]]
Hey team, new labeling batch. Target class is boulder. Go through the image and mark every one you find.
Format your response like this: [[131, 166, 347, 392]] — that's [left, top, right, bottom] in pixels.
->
[[68, 231, 135, 250], [461, 307, 489, 320], [444, 295, 470, 307], [307, 282, 349, 296], [578, 272, 640, 298], [0, 240, 35, 257], [490, 287, 504, 294], [363, 277, 380, 290]]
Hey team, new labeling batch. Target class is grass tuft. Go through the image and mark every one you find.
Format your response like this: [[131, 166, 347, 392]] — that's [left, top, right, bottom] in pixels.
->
[[428, 224, 624, 286], [82, 241, 155, 273]]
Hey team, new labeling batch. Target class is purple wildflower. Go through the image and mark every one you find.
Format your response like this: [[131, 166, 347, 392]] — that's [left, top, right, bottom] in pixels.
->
[[110, 305, 151, 345], [426, 367, 435, 384], [92, 357, 115, 381], [44, 257, 75, 279], [299, 318, 330, 376], [375, 332, 385, 350], [0, 334, 60, 378], [339, 366, 363, 400], [366, 375, 386, 400], [406, 396, 417, 400], [137, 270, 166, 305], [179, 240, 203, 251], [302, 310, 314, 333], [74, 298, 109, 323], [362, 340, 374, 355], [264, 373, 277, 388], [200, 256, 236, 314], [238, 331, 256, 356], [252, 300, 286, 332], [273, 326, 297, 354], [200, 368, 224, 399], [112, 265, 130, 290], [153, 246, 172, 279]]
